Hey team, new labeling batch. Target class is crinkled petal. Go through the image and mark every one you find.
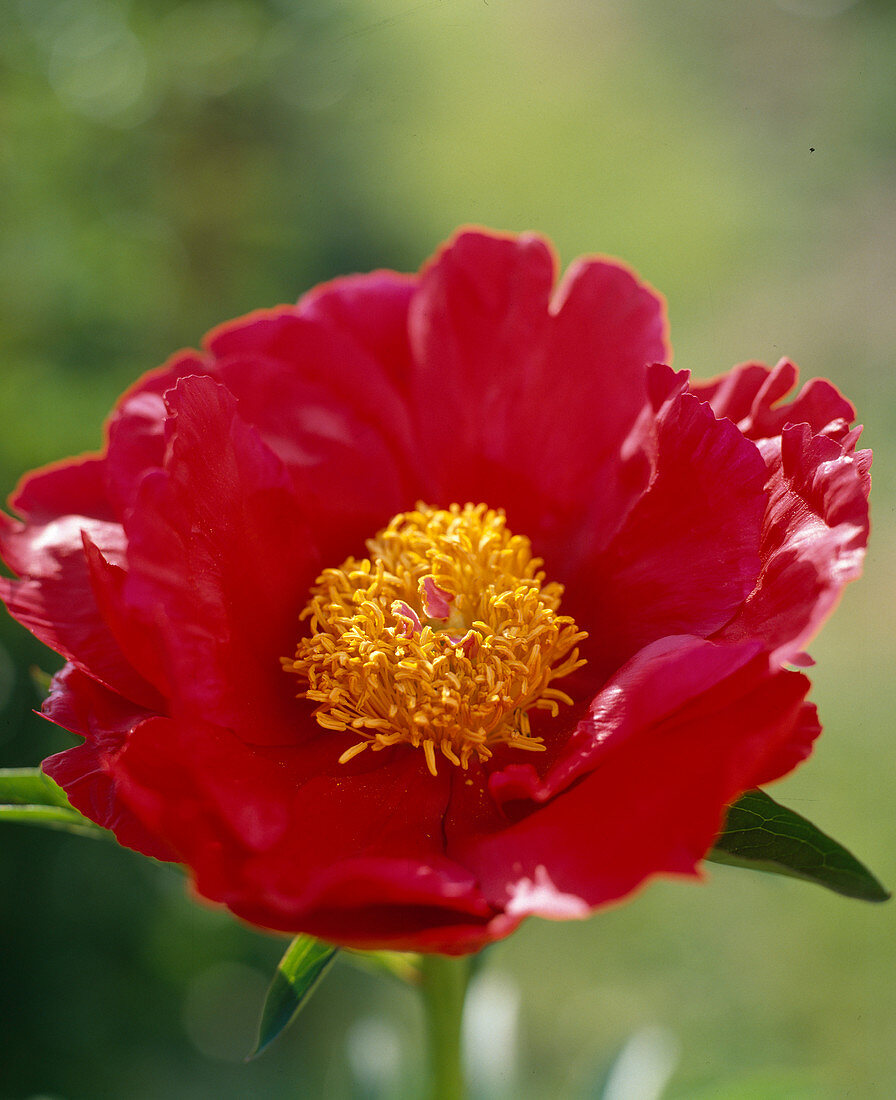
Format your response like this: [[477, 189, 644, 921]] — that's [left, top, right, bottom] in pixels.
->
[[453, 642, 812, 917], [692, 358, 856, 440], [105, 351, 207, 517], [0, 473, 156, 706], [532, 252, 670, 557], [122, 375, 318, 744], [41, 665, 176, 861], [0, 227, 871, 954], [406, 229, 668, 561], [110, 715, 498, 951], [716, 422, 870, 661]]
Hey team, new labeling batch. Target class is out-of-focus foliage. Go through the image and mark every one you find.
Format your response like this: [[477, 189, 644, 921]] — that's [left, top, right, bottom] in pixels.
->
[[1, 1, 894, 1097]]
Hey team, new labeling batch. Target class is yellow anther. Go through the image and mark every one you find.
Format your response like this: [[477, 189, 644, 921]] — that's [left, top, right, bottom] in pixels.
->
[[282, 503, 587, 775]]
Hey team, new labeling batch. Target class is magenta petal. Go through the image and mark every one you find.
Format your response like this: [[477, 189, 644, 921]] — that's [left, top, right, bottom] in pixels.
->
[[122, 375, 316, 745]]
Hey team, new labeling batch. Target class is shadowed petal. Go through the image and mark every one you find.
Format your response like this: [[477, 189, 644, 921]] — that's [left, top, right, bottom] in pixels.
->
[[41, 665, 176, 861], [110, 714, 498, 952], [206, 309, 421, 559], [455, 647, 811, 916], [123, 375, 316, 745]]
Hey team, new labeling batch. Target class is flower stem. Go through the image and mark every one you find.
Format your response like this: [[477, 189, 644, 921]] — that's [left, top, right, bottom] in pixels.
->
[[419, 953, 473, 1100]]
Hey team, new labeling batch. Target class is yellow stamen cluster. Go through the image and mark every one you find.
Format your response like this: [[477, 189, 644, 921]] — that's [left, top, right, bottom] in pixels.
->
[[282, 503, 587, 776]]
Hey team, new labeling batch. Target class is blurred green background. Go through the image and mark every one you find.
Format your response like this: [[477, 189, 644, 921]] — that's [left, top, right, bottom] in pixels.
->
[[1, 1, 894, 1097]]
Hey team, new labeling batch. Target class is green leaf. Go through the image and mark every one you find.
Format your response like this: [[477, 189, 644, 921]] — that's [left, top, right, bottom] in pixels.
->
[[249, 934, 339, 1059], [29, 665, 54, 696], [0, 767, 73, 807], [0, 804, 111, 837], [0, 767, 111, 839], [344, 949, 422, 986], [707, 788, 890, 903]]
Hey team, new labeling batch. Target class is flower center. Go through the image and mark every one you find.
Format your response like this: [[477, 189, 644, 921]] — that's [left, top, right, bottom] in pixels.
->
[[282, 503, 587, 777]]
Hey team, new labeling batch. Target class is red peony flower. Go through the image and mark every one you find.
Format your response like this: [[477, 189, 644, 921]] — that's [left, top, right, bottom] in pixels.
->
[[0, 229, 871, 954]]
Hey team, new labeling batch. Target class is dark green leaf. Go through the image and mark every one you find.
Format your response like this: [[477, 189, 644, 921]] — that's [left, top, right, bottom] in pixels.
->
[[0, 804, 111, 838], [0, 768, 111, 838], [249, 935, 338, 1059], [708, 788, 890, 902]]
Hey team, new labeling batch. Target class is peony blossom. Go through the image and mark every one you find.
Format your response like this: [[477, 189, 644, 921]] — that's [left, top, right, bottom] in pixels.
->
[[0, 229, 870, 954]]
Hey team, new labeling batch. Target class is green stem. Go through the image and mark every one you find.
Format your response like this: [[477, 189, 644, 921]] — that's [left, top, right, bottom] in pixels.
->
[[419, 953, 473, 1100]]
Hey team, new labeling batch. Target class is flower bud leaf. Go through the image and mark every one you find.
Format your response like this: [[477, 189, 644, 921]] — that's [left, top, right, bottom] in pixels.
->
[[344, 949, 422, 986], [249, 934, 339, 1059], [707, 788, 889, 902], [0, 767, 110, 839]]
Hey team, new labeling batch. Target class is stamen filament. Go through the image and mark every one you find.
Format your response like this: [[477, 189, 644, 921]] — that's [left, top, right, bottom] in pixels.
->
[[283, 503, 587, 775]]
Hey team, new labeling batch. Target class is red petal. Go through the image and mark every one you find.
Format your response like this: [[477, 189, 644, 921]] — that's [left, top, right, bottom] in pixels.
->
[[405, 230, 557, 527], [111, 716, 498, 950], [122, 375, 319, 745], [105, 351, 207, 516], [41, 665, 176, 861], [9, 455, 113, 524], [206, 309, 420, 559], [533, 254, 670, 545], [0, 229, 871, 955], [0, 476, 156, 705], [500, 636, 766, 804], [750, 701, 821, 786], [692, 358, 856, 440], [82, 534, 169, 705], [454, 643, 811, 918], [297, 270, 418, 392], [405, 230, 668, 564], [573, 389, 768, 676], [716, 423, 870, 660]]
